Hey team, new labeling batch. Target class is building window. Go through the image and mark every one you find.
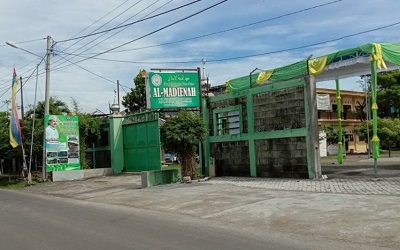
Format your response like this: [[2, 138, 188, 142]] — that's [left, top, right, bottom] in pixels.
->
[[332, 104, 337, 111], [213, 105, 242, 136], [343, 105, 352, 120]]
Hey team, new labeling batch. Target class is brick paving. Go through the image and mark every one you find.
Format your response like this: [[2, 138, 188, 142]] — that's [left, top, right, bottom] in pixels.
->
[[208, 176, 400, 196]]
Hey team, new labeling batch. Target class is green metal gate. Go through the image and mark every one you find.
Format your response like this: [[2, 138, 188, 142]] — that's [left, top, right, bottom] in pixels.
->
[[122, 111, 161, 172]]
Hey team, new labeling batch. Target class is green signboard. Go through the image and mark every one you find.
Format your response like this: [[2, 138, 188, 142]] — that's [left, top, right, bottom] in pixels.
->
[[147, 71, 200, 109], [45, 114, 80, 172]]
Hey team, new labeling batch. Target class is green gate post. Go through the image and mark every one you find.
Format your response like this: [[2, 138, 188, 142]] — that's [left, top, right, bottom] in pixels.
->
[[109, 115, 124, 174], [336, 78, 344, 164], [370, 46, 380, 177], [202, 98, 210, 176], [246, 92, 257, 177]]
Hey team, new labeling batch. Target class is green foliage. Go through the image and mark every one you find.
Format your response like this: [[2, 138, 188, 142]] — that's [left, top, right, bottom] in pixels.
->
[[77, 113, 103, 169], [160, 111, 206, 178], [0, 111, 20, 159], [354, 118, 400, 149], [377, 70, 400, 117], [320, 124, 338, 145], [1, 96, 103, 170], [122, 70, 147, 113]]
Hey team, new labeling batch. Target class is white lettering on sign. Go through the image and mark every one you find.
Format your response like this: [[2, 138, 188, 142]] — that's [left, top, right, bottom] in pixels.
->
[[159, 87, 197, 97]]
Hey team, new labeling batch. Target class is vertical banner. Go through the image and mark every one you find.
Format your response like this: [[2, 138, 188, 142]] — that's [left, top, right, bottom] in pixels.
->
[[45, 114, 80, 172]]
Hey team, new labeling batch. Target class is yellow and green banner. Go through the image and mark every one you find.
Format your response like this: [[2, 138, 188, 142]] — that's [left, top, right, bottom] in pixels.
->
[[45, 114, 80, 172]]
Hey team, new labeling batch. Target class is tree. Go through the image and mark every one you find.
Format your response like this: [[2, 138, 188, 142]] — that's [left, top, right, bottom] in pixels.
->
[[376, 70, 400, 117], [160, 111, 207, 179], [122, 70, 147, 113], [0, 111, 20, 160], [354, 118, 400, 157], [320, 124, 338, 145]]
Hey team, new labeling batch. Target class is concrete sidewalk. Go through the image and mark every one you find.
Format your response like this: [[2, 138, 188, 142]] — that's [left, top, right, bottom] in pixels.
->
[[21, 174, 400, 249]]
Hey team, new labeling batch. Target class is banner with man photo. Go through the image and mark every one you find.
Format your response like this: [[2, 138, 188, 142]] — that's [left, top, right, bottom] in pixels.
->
[[45, 114, 80, 172]]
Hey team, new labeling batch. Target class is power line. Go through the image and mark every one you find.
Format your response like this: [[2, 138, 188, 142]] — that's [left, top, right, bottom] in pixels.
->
[[50, 0, 147, 71], [56, 54, 116, 83], [0, 37, 46, 47], [66, 0, 132, 42], [52, 0, 165, 71], [0, 56, 46, 109], [54, 20, 400, 65], [59, 0, 344, 56], [51, 0, 228, 73], [57, 0, 200, 43], [50, 0, 160, 73], [0, 57, 41, 81], [48, 0, 133, 72], [207, 20, 400, 62]]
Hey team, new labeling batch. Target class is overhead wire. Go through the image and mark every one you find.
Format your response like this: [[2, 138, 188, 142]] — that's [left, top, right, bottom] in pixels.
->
[[0, 56, 46, 110], [0, 37, 46, 47], [57, 54, 116, 84], [65, 0, 344, 56], [52, 20, 400, 65], [56, 54, 134, 92], [48, 0, 146, 75], [57, 0, 201, 43], [51, 0, 228, 73], [56, 0, 139, 54], [51, 0, 147, 69], [52, 0, 162, 71]]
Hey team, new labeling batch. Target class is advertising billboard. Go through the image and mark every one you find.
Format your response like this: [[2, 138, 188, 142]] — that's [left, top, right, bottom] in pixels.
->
[[147, 71, 200, 109], [45, 114, 80, 172]]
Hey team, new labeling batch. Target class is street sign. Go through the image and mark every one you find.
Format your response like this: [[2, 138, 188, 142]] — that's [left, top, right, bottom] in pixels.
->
[[146, 71, 200, 109]]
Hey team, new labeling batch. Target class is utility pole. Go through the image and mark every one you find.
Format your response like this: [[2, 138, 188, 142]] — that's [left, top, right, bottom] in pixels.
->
[[117, 80, 120, 111], [19, 76, 28, 179], [42, 35, 52, 181], [20, 76, 24, 128]]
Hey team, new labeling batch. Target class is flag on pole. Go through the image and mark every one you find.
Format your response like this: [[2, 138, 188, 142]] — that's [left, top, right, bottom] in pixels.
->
[[10, 68, 22, 148]]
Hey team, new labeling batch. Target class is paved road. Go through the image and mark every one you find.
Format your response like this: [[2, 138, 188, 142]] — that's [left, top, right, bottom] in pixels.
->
[[19, 175, 400, 249], [2, 189, 374, 250]]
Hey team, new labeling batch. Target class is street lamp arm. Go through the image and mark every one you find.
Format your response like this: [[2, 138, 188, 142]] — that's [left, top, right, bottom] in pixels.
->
[[6, 41, 19, 48], [6, 41, 43, 58]]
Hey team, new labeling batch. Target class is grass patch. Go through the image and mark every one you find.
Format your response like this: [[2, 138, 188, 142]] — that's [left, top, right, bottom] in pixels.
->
[[162, 163, 182, 170], [0, 177, 47, 190]]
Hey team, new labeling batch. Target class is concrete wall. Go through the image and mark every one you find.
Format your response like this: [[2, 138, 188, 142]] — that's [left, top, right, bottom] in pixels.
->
[[52, 168, 113, 182], [253, 86, 306, 131], [211, 141, 250, 176], [141, 169, 181, 188], [253, 86, 308, 177], [255, 137, 308, 178], [208, 85, 309, 178]]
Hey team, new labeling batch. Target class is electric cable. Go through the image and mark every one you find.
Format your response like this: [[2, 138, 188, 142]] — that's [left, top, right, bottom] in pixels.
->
[[53, 20, 400, 65], [51, 0, 228, 73], [52, 0, 163, 71], [0, 37, 46, 47], [57, 0, 343, 56], [0, 56, 46, 109], [57, 0, 200, 43], [56, 54, 116, 84]]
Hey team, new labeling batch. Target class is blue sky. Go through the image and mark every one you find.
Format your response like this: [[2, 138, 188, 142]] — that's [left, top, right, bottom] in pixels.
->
[[0, 0, 399, 113]]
